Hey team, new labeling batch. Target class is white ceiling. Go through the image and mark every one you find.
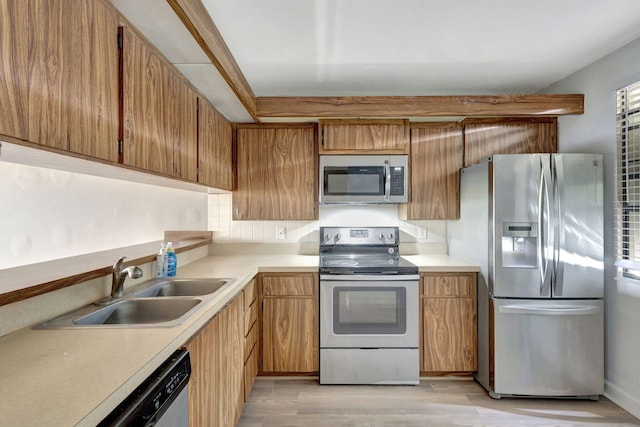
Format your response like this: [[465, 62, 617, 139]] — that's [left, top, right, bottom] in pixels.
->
[[113, 0, 640, 122]]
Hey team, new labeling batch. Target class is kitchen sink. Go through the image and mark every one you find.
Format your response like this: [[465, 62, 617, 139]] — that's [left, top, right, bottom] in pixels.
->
[[34, 277, 236, 329], [132, 278, 233, 298], [73, 298, 202, 326]]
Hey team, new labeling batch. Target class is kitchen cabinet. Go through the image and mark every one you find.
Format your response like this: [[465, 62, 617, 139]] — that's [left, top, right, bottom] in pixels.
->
[[234, 124, 317, 220], [399, 123, 463, 220], [243, 278, 258, 400], [186, 294, 243, 427], [198, 97, 233, 190], [319, 119, 409, 153], [29, 0, 119, 161], [420, 273, 477, 373], [121, 25, 197, 180], [463, 118, 557, 167], [260, 273, 318, 373], [0, 1, 29, 141]]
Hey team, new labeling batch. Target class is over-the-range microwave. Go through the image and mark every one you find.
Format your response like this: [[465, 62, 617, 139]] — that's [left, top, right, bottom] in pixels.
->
[[319, 155, 409, 204]]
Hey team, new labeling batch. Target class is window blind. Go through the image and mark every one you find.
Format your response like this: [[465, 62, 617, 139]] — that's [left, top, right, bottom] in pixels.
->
[[616, 81, 640, 275]]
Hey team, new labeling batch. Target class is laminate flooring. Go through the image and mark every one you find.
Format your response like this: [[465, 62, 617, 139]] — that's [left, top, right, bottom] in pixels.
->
[[237, 377, 640, 427]]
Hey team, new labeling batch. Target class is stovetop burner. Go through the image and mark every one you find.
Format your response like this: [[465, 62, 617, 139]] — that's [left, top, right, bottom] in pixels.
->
[[319, 226, 418, 275]]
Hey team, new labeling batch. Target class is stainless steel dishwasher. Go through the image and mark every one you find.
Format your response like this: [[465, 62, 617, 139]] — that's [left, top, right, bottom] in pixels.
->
[[98, 349, 191, 427]]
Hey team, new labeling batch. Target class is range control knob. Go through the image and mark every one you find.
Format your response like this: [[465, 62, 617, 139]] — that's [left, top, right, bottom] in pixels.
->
[[378, 233, 385, 240], [324, 233, 332, 243], [388, 233, 394, 240], [335, 233, 341, 242]]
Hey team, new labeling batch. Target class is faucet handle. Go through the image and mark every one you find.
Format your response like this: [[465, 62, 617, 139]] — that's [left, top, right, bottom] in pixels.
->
[[113, 256, 126, 272]]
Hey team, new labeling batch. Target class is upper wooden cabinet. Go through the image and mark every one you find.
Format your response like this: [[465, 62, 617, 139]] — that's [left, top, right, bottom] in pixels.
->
[[0, 1, 29, 141], [121, 25, 197, 180], [463, 118, 557, 167], [319, 119, 409, 153], [234, 124, 317, 220], [21, 0, 119, 161], [198, 98, 233, 190], [400, 123, 463, 220]]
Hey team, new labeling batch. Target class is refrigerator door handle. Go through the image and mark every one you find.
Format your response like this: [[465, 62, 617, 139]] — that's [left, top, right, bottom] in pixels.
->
[[498, 304, 601, 316], [554, 156, 565, 296], [539, 158, 553, 297]]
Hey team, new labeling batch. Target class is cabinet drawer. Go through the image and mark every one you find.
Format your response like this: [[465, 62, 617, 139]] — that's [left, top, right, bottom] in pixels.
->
[[244, 322, 258, 362], [243, 279, 256, 312], [262, 275, 315, 296], [244, 346, 258, 401], [244, 301, 257, 337], [421, 274, 475, 297]]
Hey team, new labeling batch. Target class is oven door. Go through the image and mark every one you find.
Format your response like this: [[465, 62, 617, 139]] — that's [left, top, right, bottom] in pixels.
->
[[320, 275, 419, 348]]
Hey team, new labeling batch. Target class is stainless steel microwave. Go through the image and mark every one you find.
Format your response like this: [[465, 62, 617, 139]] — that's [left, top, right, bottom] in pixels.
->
[[319, 155, 409, 204]]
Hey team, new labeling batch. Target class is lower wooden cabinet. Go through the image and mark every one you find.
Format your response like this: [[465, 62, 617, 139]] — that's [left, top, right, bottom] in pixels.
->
[[420, 273, 477, 373], [186, 294, 243, 427], [260, 273, 318, 373], [243, 278, 258, 400]]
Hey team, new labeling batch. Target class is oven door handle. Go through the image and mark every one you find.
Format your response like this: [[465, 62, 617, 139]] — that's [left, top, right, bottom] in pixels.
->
[[320, 274, 420, 281], [384, 160, 391, 202]]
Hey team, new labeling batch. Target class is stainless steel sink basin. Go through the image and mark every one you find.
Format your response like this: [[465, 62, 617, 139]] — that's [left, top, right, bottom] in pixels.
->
[[132, 278, 233, 298], [73, 298, 202, 325]]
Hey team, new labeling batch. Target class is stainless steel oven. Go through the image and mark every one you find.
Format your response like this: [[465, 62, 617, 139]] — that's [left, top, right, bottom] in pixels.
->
[[319, 226, 419, 385]]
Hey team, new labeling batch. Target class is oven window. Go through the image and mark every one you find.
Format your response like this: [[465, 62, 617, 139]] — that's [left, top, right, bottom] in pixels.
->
[[324, 167, 384, 196], [332, 286, 406, 334]]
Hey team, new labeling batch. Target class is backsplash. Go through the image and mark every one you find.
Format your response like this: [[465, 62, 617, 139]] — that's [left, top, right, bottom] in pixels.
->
[[207, 193, 447, 248]]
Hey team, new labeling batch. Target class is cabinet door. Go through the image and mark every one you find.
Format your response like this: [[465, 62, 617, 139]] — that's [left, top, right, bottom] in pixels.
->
[[187, 295, 243, 427], [235, 125, 317, 220], [168, 73, 197, 181], [320, 119, 408, 153], [0, 1, 29, 140], [262, 297, 318, 372], [29, 0, 118, 160], [401, 123, 463, 220], [421, 297, 477, 372], [121, 26, 172, 175], [198, 98, 233, 190], [464, 118, 557, 167]]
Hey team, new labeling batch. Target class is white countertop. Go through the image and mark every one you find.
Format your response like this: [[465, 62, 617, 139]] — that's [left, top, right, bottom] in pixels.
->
[[0, 253, 477, 426]]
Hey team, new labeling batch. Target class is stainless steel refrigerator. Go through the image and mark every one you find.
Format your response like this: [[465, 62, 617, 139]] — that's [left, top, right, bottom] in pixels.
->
[[448, 153, 604, 399]]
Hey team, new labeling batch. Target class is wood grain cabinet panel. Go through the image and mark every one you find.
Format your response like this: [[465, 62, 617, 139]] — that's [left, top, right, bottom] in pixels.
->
[[121, 25, 197, 179], [234, 125, 317, 220], [260, 273, 318, 374], [187, 294, 243, 427], [29, 0, 119, 160], [400, 123, 463, 220], [0, 1, 29, 140], [463, 118, 557, 167], [420, 273, 477, 373], [198, 98, 233, 190], [319, 119, 409, 153]]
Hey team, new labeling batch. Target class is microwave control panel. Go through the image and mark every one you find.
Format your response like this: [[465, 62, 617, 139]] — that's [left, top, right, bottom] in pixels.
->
[[389, 167, 405, 195]]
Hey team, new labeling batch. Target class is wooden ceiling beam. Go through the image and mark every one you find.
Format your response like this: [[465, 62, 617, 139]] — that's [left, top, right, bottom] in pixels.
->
[[256, 94, 584, 118], [167, 0, 260, 123]]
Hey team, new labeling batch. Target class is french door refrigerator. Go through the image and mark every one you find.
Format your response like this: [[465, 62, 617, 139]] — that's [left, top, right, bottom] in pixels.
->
[[448, 153, 604, 399]]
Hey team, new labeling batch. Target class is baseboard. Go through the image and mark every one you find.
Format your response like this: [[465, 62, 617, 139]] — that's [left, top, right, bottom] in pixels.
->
[[604, 380, 640, 419]]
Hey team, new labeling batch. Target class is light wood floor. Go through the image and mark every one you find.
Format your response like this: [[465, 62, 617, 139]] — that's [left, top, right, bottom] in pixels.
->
[[238, 377, 640, 427]]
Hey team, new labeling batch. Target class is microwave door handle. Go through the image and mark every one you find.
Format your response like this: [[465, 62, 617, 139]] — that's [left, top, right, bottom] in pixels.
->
[[384, 160, 391, 202]]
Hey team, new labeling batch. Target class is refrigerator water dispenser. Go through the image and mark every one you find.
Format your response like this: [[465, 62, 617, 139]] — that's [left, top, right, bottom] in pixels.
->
[[501, 222, 538, 268]]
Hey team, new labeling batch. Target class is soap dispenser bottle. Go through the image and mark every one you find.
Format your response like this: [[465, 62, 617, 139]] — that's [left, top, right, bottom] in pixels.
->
[[165, 242, 177, 277], [155, 243, 165, 278]]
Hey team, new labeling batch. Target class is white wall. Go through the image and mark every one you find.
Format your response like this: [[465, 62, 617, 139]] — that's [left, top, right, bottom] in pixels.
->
[[0, 160, 208, 270], [544, 36, 640, 418]]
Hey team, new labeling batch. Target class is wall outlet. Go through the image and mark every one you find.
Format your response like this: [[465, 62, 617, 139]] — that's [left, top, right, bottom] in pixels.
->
[[418, 226, 428, 240], [276, 226, 286, 240]]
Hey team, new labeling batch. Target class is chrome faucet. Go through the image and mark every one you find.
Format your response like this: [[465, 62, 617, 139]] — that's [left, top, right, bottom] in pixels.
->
[[111, 256, 143, 298]]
